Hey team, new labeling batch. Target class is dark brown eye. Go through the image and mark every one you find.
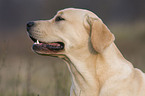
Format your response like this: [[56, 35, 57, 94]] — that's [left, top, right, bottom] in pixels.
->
[[55, 16, 65, 21]]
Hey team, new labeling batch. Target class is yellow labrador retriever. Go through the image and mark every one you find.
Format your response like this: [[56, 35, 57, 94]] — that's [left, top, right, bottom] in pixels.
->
[[26, 8, 145, 96]]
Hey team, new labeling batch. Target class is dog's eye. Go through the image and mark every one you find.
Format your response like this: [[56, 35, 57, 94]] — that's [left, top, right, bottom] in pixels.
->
[[55, 16, 65, 22]]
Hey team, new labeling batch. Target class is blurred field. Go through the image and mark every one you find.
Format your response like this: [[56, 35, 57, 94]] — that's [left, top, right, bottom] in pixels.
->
[[0, 22, 145, 96], [0, 37, 71, 96]]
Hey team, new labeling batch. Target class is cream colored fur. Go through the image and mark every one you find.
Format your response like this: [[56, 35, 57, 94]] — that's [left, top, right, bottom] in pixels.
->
[[29, 8, 145, 96]]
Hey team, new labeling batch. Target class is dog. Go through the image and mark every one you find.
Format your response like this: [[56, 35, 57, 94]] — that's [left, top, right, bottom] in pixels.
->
[[26, 8, 145, 96]]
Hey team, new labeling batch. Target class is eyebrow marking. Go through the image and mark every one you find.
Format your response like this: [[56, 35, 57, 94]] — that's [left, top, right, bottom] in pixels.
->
[[58, 11, 64, 15]]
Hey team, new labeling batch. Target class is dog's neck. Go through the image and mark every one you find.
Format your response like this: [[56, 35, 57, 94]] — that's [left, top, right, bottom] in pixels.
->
[[63, 43, 132, 96]]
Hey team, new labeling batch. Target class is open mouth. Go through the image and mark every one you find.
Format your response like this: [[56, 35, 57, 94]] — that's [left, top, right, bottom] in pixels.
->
[[29, 36, 65, 54]]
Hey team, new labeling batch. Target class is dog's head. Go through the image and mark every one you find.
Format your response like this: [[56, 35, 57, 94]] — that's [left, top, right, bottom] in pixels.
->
[[27, 8, 115, 56]]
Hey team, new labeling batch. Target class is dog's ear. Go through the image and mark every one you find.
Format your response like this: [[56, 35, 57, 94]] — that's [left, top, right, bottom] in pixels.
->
[[86, 17, 115, 53]]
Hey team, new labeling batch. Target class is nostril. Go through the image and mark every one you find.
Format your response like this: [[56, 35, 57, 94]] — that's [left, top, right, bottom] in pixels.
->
[[27, 22, 35, 32], [27, 22, 34, 28]]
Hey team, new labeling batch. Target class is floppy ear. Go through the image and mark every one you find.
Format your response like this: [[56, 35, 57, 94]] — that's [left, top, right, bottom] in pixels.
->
[[90, 19, 115, 53]]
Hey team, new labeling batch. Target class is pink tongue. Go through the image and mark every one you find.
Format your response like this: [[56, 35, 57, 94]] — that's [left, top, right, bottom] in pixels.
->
[[48, 43, 60, 46]]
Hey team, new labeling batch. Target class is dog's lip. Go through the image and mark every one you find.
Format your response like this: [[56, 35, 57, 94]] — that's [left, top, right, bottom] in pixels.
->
[[29, 36, 65, 53], [33, 41, 64, 50]]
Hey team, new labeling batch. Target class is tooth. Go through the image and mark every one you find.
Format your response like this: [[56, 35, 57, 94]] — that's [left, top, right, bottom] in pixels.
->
[[36, 40, 39, 44]]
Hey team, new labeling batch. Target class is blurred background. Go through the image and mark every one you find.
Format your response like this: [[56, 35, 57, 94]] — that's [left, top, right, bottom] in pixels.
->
[[0, 0, 145, 96]]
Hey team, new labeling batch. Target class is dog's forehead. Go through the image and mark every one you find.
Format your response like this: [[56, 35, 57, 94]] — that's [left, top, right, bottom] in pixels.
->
[[57, 8, 99, 21], [57, 8, 93, 18]]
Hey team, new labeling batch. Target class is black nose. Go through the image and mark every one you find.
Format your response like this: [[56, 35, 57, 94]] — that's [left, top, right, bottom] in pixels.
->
[[27, 22, 34, 31]]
